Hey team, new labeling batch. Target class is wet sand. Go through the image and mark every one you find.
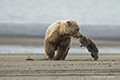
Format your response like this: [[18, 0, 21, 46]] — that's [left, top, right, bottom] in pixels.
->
[[0, 54, 120, 80]]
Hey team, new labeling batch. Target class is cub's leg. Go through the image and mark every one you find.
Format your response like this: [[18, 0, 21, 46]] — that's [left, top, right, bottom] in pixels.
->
[[91, 52, 98, 60], [91, 53, 95, 58]]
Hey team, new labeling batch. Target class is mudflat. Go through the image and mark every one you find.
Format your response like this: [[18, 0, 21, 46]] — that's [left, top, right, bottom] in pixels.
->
[[0, 53, 120, 80]]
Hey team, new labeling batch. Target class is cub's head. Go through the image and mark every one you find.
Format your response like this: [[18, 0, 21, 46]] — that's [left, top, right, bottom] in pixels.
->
[[65, 20, 82, 38], [79, 36, 90, 47]]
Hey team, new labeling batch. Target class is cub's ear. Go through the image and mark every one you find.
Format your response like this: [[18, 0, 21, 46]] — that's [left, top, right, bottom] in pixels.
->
[[67, 21, 72, 26]]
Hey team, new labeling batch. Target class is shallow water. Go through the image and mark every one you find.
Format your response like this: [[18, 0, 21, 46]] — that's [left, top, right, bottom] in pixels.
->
[[0, 45, 120, 54]]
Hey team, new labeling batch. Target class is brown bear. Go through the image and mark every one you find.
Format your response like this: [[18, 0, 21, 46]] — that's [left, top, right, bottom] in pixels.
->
[[79, 36, 99, 60], [44, 20, 83, 60]]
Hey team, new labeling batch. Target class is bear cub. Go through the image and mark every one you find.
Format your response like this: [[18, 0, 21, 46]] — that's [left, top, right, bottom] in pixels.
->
[[79, 36, 99, 60]]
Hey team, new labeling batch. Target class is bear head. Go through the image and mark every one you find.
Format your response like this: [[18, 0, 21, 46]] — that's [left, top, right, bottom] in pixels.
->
[[64, 20, 82, 39]]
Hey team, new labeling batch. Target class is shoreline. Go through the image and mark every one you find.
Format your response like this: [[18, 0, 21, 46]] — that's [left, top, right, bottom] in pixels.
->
[[0, 53, 120, 80]]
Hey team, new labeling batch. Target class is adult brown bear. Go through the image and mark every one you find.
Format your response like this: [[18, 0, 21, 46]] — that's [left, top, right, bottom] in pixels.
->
[[44, 20, 83, 60]]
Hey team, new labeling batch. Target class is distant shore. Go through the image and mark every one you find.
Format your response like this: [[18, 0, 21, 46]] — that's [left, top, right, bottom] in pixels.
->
[[0, 53, 120, 80], [0, 23, 120, 39], [0, 36, 120, 46]]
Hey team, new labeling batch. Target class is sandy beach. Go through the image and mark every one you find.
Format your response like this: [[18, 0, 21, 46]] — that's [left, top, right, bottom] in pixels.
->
[[0, 36, 120, 80], [0, 54, 120, 80]]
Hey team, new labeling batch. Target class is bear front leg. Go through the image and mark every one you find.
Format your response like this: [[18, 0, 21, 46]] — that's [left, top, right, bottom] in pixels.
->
[[54, 39, 70, 60], [53, 46, 67, 60], [45, 41, 55, 59], [60, 45, 70, 60]]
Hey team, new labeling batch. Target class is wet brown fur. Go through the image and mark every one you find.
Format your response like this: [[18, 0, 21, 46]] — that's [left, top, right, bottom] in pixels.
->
[[79, 36, 99, 60]]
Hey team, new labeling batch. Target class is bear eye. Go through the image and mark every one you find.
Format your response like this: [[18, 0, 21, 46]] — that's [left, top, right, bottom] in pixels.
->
[[77, 29, 79, 31]]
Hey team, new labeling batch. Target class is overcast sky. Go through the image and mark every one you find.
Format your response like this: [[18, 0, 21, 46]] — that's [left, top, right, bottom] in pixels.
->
[[0, 0, 120, 24]]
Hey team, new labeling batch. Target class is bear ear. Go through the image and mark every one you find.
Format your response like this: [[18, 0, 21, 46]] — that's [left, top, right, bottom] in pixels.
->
[[67, 21, 72, 26]]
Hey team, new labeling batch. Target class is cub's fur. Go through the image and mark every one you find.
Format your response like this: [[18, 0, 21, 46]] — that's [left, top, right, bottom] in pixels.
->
[[79, 36, 99, 60]]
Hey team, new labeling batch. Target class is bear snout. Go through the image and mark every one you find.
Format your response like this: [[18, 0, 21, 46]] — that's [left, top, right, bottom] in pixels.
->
[[79, 35, 83, 38], [77, 31, 83, 38]]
